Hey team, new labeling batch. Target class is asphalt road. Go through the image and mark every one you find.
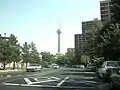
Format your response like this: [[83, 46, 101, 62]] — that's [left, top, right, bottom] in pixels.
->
[[0, 67, 109, 90]]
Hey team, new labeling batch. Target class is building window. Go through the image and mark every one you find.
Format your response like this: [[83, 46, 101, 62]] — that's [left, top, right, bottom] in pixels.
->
[[101, 10, 108, 14], [100, 3, 108, 7]]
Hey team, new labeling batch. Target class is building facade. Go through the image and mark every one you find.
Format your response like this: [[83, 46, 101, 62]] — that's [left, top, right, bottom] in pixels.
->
[[82, 18, 101, 48], [100, 0, 113, 22], [74, 34, 84, 60], [82, 18, 101, 34], [74, 19, 101, 61]]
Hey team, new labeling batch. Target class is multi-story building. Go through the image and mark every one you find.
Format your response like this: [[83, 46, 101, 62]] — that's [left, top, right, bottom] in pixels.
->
[[74, 19, 101, 60], [100, 0, 113, 22], [82, 18, 101, 47], [74, 34, 85, 60], [82, 18, 101, 34]]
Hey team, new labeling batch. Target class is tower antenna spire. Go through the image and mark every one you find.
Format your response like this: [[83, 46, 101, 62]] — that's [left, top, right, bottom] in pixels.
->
[[57, 23, 62, 53]]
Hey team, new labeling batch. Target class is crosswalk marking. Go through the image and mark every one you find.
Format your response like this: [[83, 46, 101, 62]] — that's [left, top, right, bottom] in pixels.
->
[[24, 78, 32, 85], [23, 76, 60, 85]]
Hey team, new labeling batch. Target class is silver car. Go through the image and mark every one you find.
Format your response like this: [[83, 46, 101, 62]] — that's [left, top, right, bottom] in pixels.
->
[[26, 64, 42, 72]]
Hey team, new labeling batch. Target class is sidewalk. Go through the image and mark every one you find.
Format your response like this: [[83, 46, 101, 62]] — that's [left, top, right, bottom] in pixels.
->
[[0, 68, 49, 73], [0, 69, 25, 73]]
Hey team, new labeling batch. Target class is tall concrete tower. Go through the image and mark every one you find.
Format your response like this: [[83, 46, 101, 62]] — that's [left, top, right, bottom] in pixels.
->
[[57, 27, 61, 53]]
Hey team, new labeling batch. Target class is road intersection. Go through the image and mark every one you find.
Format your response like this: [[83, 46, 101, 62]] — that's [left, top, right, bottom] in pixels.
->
[[0, 68, 109, 90]]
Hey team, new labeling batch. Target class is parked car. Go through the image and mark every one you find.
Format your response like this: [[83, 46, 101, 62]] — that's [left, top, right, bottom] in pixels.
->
[[109, 70, 120, 90], [98, 61, 120, 81], [79, 65, 85, 69], [52, 64, 59, 69], [0, 66, 4, 70], [48, 65, 52, 68], [26, 64, 42, 72]]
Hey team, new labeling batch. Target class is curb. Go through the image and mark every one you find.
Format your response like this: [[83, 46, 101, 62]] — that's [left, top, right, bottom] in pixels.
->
[[0, 69, 25, 73]]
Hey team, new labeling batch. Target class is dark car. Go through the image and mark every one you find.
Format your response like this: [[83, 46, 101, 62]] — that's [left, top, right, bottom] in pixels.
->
[[109, 70, 120, 90]]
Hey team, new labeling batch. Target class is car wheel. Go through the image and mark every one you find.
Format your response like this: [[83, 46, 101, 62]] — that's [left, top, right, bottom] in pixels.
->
[[109, 81, 115, 90]]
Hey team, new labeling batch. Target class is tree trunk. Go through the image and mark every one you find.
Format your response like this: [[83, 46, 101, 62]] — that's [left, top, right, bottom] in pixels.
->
[[13, 61, 15, 70], [3, 61, 6, 70], [26, 62, 28, 68]]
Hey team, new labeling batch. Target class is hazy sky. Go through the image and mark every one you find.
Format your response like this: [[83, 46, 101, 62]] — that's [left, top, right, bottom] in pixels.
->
[[0, 0, 101, 54]]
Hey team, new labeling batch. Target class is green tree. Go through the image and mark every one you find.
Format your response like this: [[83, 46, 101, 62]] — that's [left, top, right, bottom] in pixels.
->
[[22, 42, 30, 67], [65, 50, 75, 65], [0, 34, 10, 69], [29, 42, 40, 63], [111, 0, 120, 23], [84, 20, 103, 63], [9, 34, 21, 69], [97, 23, 120, 61], [40, 52, 52, 67]]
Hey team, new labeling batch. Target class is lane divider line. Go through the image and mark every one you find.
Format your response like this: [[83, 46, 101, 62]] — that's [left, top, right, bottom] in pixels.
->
[[57, 77, 69, 86]]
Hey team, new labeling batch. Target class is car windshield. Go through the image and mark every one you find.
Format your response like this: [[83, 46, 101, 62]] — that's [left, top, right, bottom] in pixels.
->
[[107, 62, 120, 67]]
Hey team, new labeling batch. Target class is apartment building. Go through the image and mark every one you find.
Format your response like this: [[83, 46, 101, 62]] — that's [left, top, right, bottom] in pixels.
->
[[100, 0, 113, 22]]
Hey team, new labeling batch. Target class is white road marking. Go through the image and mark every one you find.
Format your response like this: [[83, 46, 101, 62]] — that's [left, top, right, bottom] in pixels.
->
[[31, 79, 58, 84], [3, 83, 20, 86], [51, 76, 60, 80], [3, 83, 96, 89], [57, 77, 69, 86], [70, 72, 95, 74], [85, 81, 97, 84], [39, 77, 50, 79], [24, 78, 32, 85], [30, 77, 50, 79], [32, 77, 38, 82], [77, 76, 96, 79]]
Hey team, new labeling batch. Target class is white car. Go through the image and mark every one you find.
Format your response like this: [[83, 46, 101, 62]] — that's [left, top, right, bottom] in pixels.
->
[[98, 61, 120, 78], [26, 64, 42, 72], [52, 64, 59, 69], [79, 65, 85, 69]]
